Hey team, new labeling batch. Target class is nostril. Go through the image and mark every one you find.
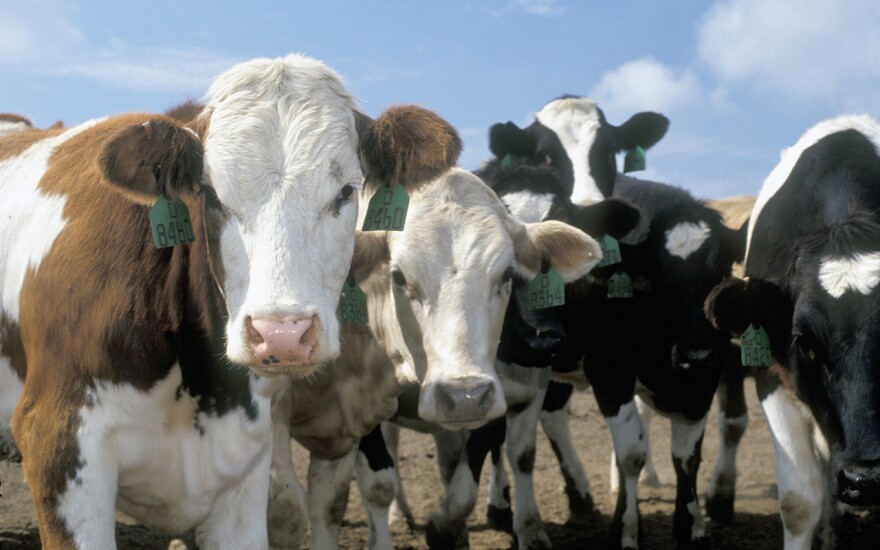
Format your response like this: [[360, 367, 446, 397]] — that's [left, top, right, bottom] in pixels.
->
[[436, 385, 456, 414], [245, 315, 264, 346]]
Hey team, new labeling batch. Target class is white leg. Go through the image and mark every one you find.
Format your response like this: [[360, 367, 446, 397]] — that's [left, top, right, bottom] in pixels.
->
[[760, 384, 825, 550], [506, 383, 551, 550], [605, 400, 647, 550], [268, 382, 308, 549], [356, 427, 397, 550], [426, 430, 475, 549], [54, 447, 119, 549], [635, 396, 659, 486], [308, 447, 358, 550]]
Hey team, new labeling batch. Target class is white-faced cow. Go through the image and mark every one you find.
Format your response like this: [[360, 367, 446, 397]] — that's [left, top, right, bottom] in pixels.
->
[[267, 166, 603, 549], [0, 54, 460, 549], [475, 97, 745, 549], [705, 115, 880, 549]]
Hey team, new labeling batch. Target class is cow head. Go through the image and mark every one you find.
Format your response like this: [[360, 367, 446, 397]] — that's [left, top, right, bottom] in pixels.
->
[[99, 54, 459, 378], [488, 165, 642, 368], [352, 168, 602, 429], [707, 241, 880, 506], [486, 96, 669, 203]]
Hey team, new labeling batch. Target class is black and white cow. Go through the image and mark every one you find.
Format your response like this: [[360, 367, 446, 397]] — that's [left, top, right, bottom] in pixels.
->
[[705, 115, 880, 549], [475, 97, 745, 549]]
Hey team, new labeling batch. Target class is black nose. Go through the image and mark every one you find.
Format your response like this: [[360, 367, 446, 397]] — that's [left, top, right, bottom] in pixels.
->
[[529, 328, 564, 354], [838, 461, 880, 505]]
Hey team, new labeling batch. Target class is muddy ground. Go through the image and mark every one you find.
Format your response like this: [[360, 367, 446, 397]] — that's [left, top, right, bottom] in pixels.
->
[[2, 378, 879, 549]]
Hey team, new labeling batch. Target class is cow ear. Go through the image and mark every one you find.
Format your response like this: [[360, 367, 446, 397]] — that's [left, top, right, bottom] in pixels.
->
[[613, 112, 670, 152], [573, 197, 641, 239], [356, 105, 461, 192], [351, 231, 390, 283], [488, 121, 538, 159], [100, 118, 203, 206], [511, 220, 602, 282], [705, 277, 792, 335]]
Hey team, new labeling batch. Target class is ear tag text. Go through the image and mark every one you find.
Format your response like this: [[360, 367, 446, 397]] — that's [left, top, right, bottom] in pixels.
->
[[624, 146, 647, 173], [528, 265, 565, 310], [607, 272, 634, 299], [362, 182, 409, 231], [740, 323, 772, 367], [337, 280, 368, 324], [597, 235, 623, 267], [150, 195, 195, 249]]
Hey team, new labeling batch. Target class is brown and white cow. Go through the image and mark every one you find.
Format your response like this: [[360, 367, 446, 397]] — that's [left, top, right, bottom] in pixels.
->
[[267, 167, 602, 549], [0, 54, 459, 549]]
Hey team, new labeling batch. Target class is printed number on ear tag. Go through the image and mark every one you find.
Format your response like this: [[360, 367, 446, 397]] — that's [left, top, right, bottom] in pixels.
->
[[623, 146, 647, 173], [597, 235, 622, 268], [337, 282, 368, 324], [607, 272, 634, 299], [362, 183, 409, 231], [150, 195, 195, 249], [528, 267, 565, 310], [740, 323, 772, 367]]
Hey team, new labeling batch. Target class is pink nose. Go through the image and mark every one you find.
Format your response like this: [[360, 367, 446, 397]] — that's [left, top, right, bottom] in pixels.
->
[[248, 316, 318, 366]]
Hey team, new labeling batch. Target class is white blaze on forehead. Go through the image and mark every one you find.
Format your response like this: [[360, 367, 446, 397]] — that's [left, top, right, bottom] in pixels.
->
[[501, 191, 555, 223], [536, 97, 604, 204], [818, 252, 880, 298], [0, 118, 106, 321], [747, 115, 880, 262], [665, 221, 711, 259]]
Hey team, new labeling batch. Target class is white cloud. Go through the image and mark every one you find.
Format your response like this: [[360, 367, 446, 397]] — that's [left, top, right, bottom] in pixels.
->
[[698, 0, 880, 103], [0, 0, 84, 64], [590, 57, 702, 119], [512, 0, 565, 16]]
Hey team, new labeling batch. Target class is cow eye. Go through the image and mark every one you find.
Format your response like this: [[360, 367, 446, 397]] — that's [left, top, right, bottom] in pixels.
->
[[501, 267, 514, 285], [333, 183, 356, 215], [391, 269, 407, 287]]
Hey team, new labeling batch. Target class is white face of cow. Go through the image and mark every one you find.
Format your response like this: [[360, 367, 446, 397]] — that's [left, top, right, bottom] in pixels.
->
[[360, 168, 601, 429], [203, 56, 363, 375], [536, 97, 605, 204]]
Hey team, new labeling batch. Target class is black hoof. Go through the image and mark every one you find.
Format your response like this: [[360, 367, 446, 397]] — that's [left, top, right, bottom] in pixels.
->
[[676, 535, 710, 550], [567, 491, 597, 520], [426, 520, 468, 549], [487, 504, 514, 533], [706, 491, 735, 524]]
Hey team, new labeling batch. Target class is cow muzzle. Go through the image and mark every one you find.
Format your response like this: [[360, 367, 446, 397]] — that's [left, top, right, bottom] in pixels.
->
[[420, 375, 506, 429], [245, 315, 322, 373], [838, 460, 880, 505]]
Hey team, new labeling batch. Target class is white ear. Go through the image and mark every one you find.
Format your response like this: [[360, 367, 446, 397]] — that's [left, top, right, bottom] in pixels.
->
[[511, 220, 602, 282]]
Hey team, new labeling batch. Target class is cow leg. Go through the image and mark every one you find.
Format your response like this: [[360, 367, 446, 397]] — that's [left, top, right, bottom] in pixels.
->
[[268, 383, 308, 549], [670, 417, 709, 548], [506, 382, 552, 550], [19, 409, 119, 550], [757, 372, 825, 550], [602, 398, 647, 550], [308, 446, 358, 550], [706, 347, 748, 523], [381, 422, 415, 530], [426, 430, 475, 549], [610, 396, 658, 497], [198, 440, 273, 549], [486, 442, 513, 532], [356, 425, 397, 550], [540, 380, 595, 519]]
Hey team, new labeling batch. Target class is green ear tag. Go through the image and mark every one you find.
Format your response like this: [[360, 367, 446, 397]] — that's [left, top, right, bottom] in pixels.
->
[[741, 323, 772, 367], [623, 146, 647, 173], [337, 282, 368, 324], [501, 153, 515, 169], [149, 195, 195, 249], [607, 272, 634, 299], [362, 183, 409, 231], [528, 267, 565, 310], [597, 235, 623, 268]]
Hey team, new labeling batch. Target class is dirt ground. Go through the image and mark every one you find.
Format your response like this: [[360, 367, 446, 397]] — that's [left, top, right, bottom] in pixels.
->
[[2, 378, 879, 549]]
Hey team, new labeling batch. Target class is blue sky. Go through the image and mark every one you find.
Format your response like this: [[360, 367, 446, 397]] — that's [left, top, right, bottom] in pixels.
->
[[2, 0, 878, 198]]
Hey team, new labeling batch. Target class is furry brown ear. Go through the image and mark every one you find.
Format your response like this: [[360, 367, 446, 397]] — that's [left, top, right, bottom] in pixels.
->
[[100, 117, 204, 205], [356, 105, 461, 191]]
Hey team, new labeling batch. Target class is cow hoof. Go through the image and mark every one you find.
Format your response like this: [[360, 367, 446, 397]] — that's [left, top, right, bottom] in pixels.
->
[[705, 490, 735, 524], [566, 490, 597, 521], [487, 504, 514, 532], [676, 535, 710, 550], [267, 494, 308, 549], [426, 519, 469, 549], [516, 526, 552, 550]]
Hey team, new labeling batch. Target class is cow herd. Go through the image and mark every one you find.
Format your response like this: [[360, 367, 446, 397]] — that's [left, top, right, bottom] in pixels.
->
[[0, 53, 879, 550]]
